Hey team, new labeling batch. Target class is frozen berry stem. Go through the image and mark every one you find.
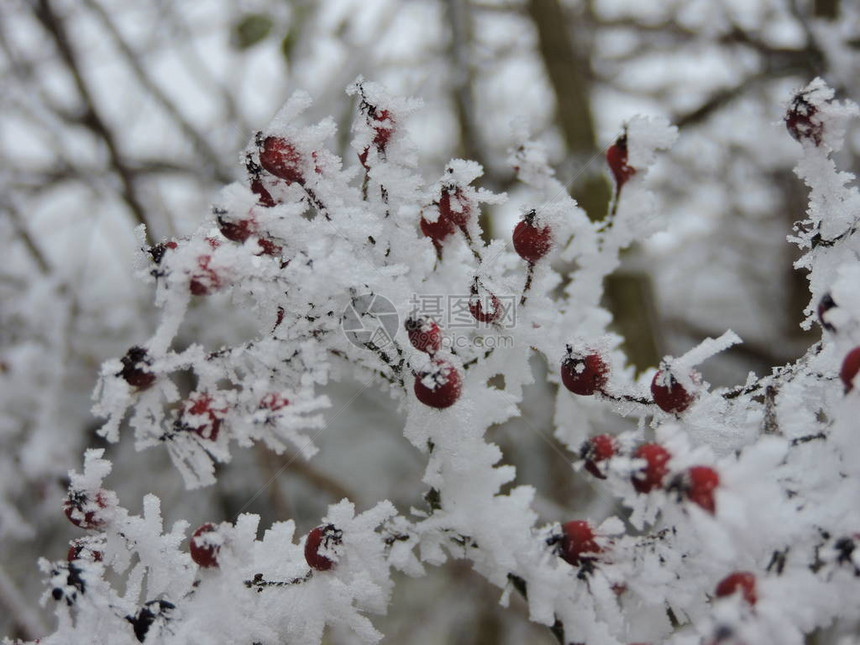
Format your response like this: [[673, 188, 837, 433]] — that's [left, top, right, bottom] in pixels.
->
[[30, 78, 860, 645]]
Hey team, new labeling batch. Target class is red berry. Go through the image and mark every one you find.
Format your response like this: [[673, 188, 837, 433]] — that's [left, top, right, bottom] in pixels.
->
[[305, 525, 341, 571], [607, 135, 635, 189], [420, 208, 456, 244], [651, 370, 695, 414], [469, 291, 502, 324], [67, 540, 103, 563], [250, 178, 276, 207], [580, 434, 617, 479], [513, 213, 553, 264], [817, 292, 837, 332], [561, 352, 609, 396], [190, 523, 220, 568], [841, 347, 860, 392], [64, 490, 108, 530], [631, 443, 671, 493], [217, 215, 255, 244], [119, 346, 156, 390], [559, 520, 601, 566], [179, 392, 227, 441], [259, 136, 304, 184], [714, 571, 757, 606], [785, 96, 822, 146], [685, 466, 720, 514], [405, 317, 443, 354], [414, 360, 462, 409], [255, 237, 282, 257], [439, 187, 470, 227], [259, 393, 289, 411], [189, 255, 223, 296]]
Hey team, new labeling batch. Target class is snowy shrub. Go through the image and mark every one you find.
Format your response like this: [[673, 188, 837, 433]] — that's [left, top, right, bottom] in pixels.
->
[[12, 77, 860, 645]]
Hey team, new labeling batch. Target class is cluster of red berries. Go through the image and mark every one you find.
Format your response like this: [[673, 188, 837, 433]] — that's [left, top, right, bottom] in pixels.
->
[[560, 349, 698, 414], [577, 437, 720, 514], [406, 316, 463, 410]]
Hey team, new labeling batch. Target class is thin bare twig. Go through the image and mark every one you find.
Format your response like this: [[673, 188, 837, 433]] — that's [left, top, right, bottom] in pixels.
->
[[31, 0, 154, 245]]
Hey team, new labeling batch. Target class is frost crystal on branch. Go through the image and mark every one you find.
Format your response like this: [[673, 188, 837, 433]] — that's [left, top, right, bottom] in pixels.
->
[[23, 78, 860, 645]]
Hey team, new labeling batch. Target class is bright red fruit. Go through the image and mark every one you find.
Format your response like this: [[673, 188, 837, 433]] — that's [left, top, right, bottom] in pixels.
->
[[405, 317, 442, 354], [561, 352, 608, 396], [259, 136, 304, 184], [607, 135, 635, 189], [651, 370, 695, 414], [119, 346, 156, 390], [217, 214, 255, 244], [631, 443, 671, 493], [513, 212, 552, 263], [714, 571, 757, 606], [685, 466, 720, 514], [305, 525, 340, 571], [190, 523, 220, 568], [580, 434, 618, 479], [64, 490, 108, 530], [559, 520, 601, 566], [414, 360, 462, 409], [840, 347, 860, 392]]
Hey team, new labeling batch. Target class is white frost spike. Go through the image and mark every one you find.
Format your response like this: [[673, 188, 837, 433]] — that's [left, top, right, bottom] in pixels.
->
[[625, 115, 679, 169], [268, 90, 314, 131], [674, 330, 742, 375]]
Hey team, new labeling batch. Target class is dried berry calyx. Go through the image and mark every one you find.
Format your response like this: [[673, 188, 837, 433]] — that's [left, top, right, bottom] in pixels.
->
[[414, 359, 462, 409], [304, 524, 342, 571], [513, 210, 553, 264], [561, 348, 609, 396]]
